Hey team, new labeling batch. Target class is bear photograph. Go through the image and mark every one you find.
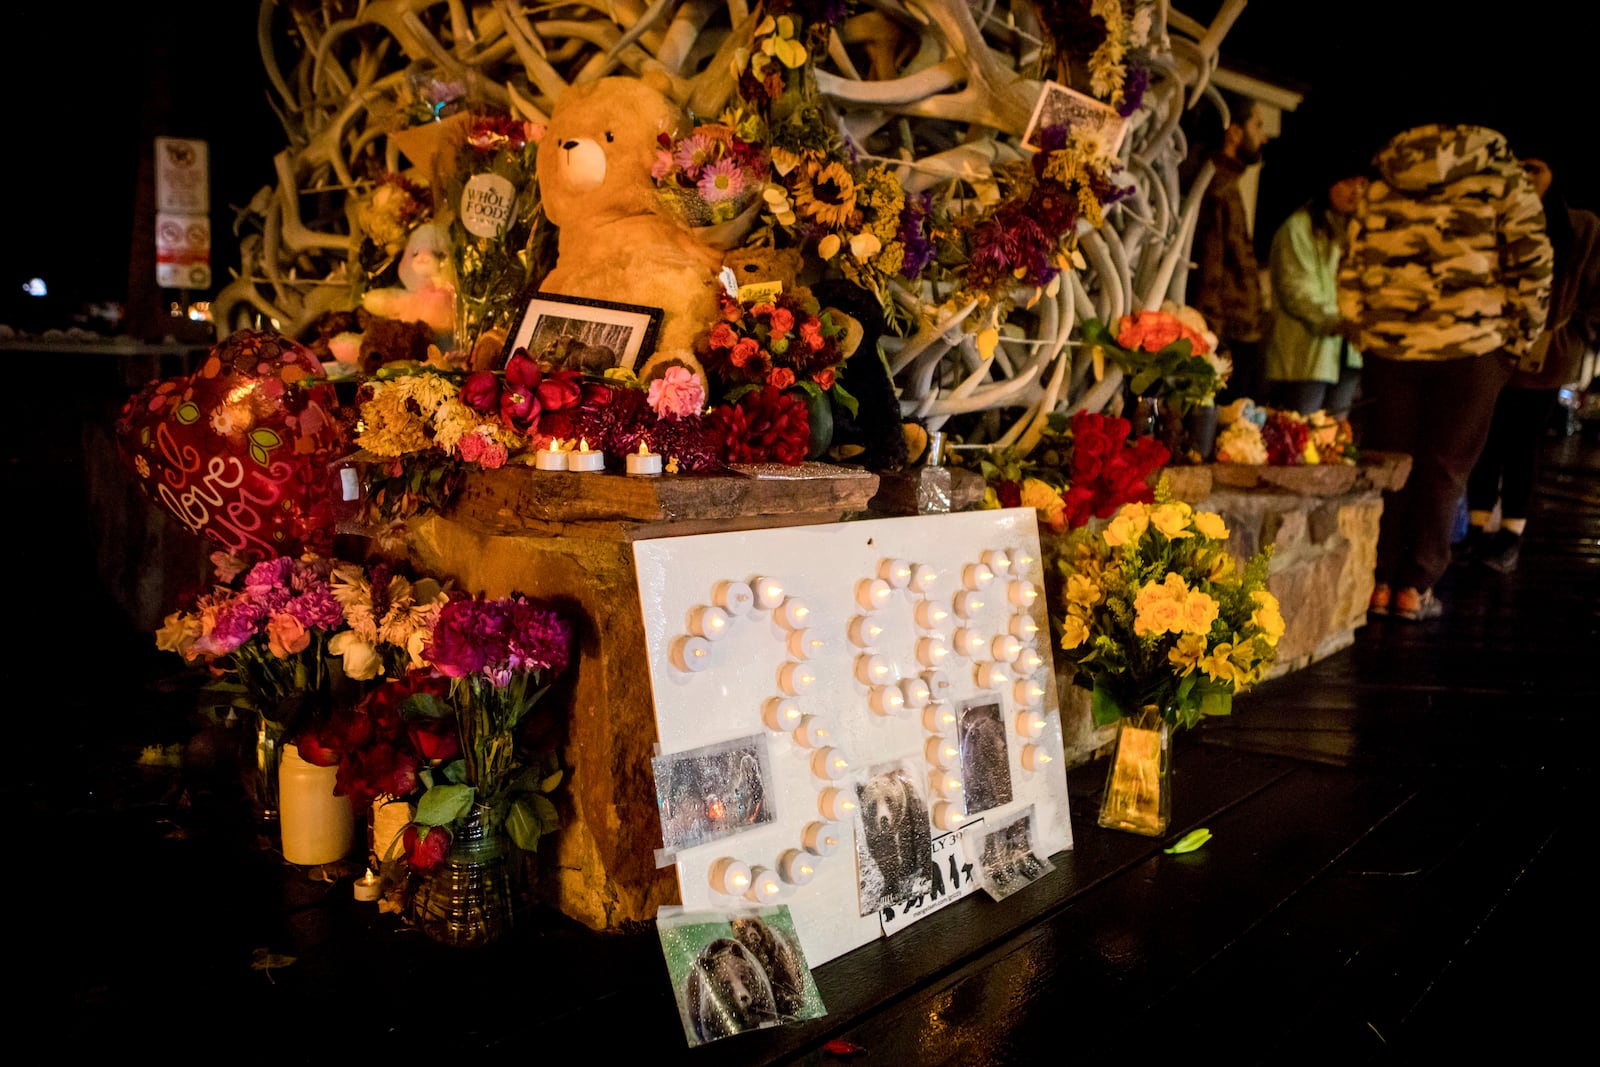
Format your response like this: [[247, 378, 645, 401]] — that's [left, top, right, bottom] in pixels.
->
[[977, 804, 1054, 902], [505, 291, 661, 373], [658, 906, 826, 1046], [853, 758, 937, 916], [957, 700, 1013, 814], [652, 734, 774, 853]]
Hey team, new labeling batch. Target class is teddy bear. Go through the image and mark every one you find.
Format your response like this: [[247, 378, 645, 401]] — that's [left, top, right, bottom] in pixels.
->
[[360, 221, 455, 340], [535, 76, 725, 388]]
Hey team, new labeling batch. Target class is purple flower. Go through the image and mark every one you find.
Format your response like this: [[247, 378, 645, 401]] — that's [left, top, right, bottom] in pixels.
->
[[422, 594, 572, 684], [244, 557, 295, 599], [202, 600, 269, 655], [898, 193, 936, 279], [1118, 63, 1149, 118], [289, 589, 345, 631]]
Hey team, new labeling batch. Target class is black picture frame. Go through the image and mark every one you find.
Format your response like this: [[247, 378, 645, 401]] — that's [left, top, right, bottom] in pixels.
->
[[502, 289, 664, 374]]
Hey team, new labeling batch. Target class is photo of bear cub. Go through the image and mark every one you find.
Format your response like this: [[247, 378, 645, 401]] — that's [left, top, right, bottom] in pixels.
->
[[679, 913, 815, 1044]]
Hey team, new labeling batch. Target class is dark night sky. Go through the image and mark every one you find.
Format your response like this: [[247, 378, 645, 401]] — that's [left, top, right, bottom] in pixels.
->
[[3, 2, 1597, 327]]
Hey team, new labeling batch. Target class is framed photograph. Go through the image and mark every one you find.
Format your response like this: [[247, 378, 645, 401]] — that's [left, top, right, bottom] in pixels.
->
[[976, 804, 1055, 902], [657, 906, 827, 1046], [852, 758, 937, 917], [958, 699, 1013, 815], [652, 734, 776, 855], [1023, 80, 1129, 158], [503, 290, 663, 374]]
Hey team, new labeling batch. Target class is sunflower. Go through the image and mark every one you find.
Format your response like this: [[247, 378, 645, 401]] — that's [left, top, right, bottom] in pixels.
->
[[792, 160, 858, 228]]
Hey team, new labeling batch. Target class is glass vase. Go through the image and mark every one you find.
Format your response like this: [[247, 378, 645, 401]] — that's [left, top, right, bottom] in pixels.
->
[[245, 711, 284, 826], [410, 805, 518, 948], [1097, 710, 1172, 837]]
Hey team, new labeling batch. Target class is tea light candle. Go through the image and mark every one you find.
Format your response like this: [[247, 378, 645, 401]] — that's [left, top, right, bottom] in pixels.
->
[[776, 596, 811, 630], [868, 685, 905, 716], [626, 441, 662, 475], [752, 576, 785, 609], [671, 635, 712, 672], [1016, 709, 1047, 739], [534, 440, 568, 471], [567, 437, 605, 471], [922, 668, 953, 699], [953, 590, 985, 619], [1020, 744, 1053, 772], [848, 616, 885, 649], [916, 637, 950, 667], [962, 563, 995, 590], [915, 601, 950, 630], [1017, 648, 1046, 674], [811, 747, 850, 780], [1012, 550, 1035, 571], [747, 866, 784, 903], [778, 662, 817, 695], [1009, 614, 1042, 641], [931, 801, 966, 832], [1008, 580, 1039, 607], [763, 697, 803, 731], [817, 787, 857, 821], [991, 634, 1024, 662], [922, 703, 957, 731], [353, 867, 381, 902], [975, 661, 1009, 689], [786, 629, 824, 660], [714, 580, 755, 615], [802, 821, 839, 856], [1014, 677, 1047, 708], [689, 605, 731, 641], [954, 627, 989, 658], [855, 654, 891, 686], [710, 857, 752, 895], [899, 676, 932, 708], [777, 849, 815, 887], [909, 564, 938, 594], [792, 715, 831, 749], [856, 577, 893, 610], [925, 734, 959, 768], [878, 558, 913, 588], [982, 549, 1013, 576], [930, 770, 964, 799]]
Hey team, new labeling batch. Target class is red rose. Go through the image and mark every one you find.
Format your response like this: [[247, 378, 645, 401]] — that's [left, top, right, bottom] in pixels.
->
[[720, 297, 744, 322], [767, 367, 795, 389], [800, 319, 825, 352], [1139, 314, 1182, 352], [730, 337, 760, 368], [404, 824, 452, 870], [768, 307, 795, 337], [1062, 485, 1096, 529], [460, 371, 501, 413], [813, 367, 835, 390], [293, 727, 341, 767], [383, 751, 422, 799], [408, 719, 461, 762], [708, 323, 737, 350], [537, 369, 583, 411], [997, 480, 1022, 508]]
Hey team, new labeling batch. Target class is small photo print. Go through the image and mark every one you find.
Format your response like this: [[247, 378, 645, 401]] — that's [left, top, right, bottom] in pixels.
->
[[658, 906, 826, 1046], [652, 735, 775, 854], [958, 699, 1013, 815], [853, 758, 936, 917], [976, 804, 1055, 902], [1023, 80, 1129, 158], [504, 291, 663, 373]]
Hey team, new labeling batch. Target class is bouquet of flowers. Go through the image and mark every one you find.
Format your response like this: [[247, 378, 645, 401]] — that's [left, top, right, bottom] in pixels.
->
[[983, 410, 1170, 531], [1085, 304, 1228, 410], [1054, 488, 1284, 732], [296, 673, 459, 817], [403, 592, 575, 869], [652, 121, 769, 227], [697, 287, 856, 408], [1215, 401, 1357, 466]]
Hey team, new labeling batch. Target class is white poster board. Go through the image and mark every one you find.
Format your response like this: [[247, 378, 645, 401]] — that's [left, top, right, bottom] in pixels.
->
[[633, 509, 1073, 966]]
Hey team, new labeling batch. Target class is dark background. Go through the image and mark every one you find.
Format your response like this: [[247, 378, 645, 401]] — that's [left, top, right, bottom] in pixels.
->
[[2, 1, 1596, 334]]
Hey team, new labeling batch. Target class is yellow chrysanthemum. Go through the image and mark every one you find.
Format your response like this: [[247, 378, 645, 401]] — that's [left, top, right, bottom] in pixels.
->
[[1059, 613, 1091, 651], [1167, 633, 1207, 676], [1150, 502, 1194, 539], [1192, 511, 1229, 540]]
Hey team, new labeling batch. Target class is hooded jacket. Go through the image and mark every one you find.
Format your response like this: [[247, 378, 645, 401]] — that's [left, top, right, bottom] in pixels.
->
[[1337, 124, 1553, 361]]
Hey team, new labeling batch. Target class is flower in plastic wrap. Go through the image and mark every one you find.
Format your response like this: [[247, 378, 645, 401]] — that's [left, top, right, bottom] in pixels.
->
[[1215, 418, 1267, 464]]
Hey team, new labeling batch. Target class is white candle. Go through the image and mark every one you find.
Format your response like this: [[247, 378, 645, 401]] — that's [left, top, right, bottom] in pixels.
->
[[671, 635, 712, 672], [763, 697, 803, 731], [848, 616, 885, 649], [929, 770, 964, 799], [1016, 709, 1047, 740], [982, 549, 1013, 576], [802, 821, 840, 856], [931, 801, 966, 832], [915, 600, 950, 630], [811, 747, 850, 780], [778, 661, 817, 695], [898, 676, 932, 707], [922, 702, 957, 731], [747, 866, 784, 903], [786, 629, 824, 660], [909, 564, 938, 593], [916, 637, 950, 667], [1014, 677, 1047, 708], [962, 563, 995, 590], [1008, 580, 1039, 607], [752, 576, 785, 609], [792, 715, 831, 748], [777, 848, 816, 887], [855, 654, 891, 685], [710, 857, 752, 895], [352, 867, 382, 902], [689, 605, 731, 641], [1011, 549, 1035, 572], [713, 580, 755, 615], [817, 787, 857, 821], [1017, 648, 1046, 674], [975, 661, 1009, 689], [1009, 614, 1041, 641], [776, 597, 811, 630], [856, 577, 893, 610], [925, 734, 959, 768], [953, 590, 984, 619], [1020, 744, 1053, 772], [878, 558, 913, 588], [991, 634, 1024, 662], [567, 438, 605, 471], [869, 685, 906, 716], [534, 441, 568, 471], [625, 442, 662, 475], [922, 669, 953, 699], [954, 628, 989, 658]]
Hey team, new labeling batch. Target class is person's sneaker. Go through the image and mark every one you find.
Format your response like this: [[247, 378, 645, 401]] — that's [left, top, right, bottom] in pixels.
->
[[1368, 583, 1391, 616], [1393, 587, 1444, 621], [1480, 530, 1522, 574], [1451, 526, 1490, 565]]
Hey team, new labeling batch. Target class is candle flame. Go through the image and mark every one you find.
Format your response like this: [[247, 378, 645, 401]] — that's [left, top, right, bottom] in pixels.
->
[[638, 441, 650, 455], [578, 437, 591, 452]]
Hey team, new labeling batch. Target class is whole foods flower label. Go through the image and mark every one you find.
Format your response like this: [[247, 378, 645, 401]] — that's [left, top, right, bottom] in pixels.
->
[[460, 172, 516, 238]]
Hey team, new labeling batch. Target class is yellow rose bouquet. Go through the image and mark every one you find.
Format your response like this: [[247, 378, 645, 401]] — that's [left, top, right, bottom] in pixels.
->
[[1055, 489, 1284, 733]]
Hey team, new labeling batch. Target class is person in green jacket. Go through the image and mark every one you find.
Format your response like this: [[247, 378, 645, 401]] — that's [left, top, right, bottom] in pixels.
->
[[1265, 167, 1369, 418]]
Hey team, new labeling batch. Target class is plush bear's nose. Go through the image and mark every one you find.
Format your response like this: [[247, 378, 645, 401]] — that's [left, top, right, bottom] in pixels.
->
[[561, 139, 580, 150]]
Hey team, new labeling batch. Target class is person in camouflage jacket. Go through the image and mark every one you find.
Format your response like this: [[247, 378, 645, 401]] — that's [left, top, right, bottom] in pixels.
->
[[1339, 123, 1553, 620]]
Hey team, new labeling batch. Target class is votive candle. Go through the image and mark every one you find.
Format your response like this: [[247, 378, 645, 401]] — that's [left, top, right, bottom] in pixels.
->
[[625, 441, 662, 475], [567, 438, 604, 472]]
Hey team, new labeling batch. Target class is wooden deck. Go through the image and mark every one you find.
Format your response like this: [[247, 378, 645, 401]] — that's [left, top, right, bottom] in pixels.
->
[[13, 393, 1597, 1061]]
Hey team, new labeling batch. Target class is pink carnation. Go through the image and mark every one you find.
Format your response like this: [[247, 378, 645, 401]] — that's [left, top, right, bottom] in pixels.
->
[[647, 366, 706, 419]]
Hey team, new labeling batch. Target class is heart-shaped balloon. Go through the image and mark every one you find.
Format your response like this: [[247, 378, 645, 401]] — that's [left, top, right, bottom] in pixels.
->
[[115, 329, 354, 561]]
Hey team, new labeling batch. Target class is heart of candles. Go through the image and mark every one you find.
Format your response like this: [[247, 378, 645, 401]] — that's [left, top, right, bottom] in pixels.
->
[[713, 580, 755, 615], [915, 601, 950, 630], [689, 605, 731, 641], [922, 702, 957, 731], [975, 661, 1009, 690], [953, 590, 985, 619], [1009, 614, 1041, 641], [925, 734, 959, 768], [752, 576, 785, 609], [671, 635, 712, 672], [878, 558, 912, 588], [747, 866, 784, 903], [791, 715, 831, 749], [849, 616, 885, 648], [1014, 678, 1047, 708]]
